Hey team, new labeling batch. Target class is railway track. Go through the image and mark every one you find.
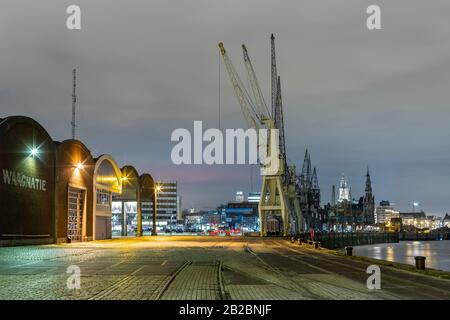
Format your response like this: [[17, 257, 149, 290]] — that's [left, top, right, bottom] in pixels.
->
[[157, 260, 227, 300]]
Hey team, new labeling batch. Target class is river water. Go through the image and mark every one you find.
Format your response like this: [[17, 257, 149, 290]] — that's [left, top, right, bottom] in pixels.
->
[[352, 240, 450, 272]]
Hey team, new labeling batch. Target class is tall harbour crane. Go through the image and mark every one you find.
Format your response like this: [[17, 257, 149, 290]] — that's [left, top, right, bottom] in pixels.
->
[[218, 35, 303, 236]]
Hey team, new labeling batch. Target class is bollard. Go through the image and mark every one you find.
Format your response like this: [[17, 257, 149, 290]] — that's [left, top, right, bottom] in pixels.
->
[[291, 237, 295, 243], [415, 256, 426, 270], [297, 239, 302, 245], [314, 241, 320, 249], [345, 246, 353, 256]]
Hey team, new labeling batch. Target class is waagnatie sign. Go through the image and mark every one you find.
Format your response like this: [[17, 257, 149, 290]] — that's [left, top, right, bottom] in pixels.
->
[[2, 169, 47, 192]]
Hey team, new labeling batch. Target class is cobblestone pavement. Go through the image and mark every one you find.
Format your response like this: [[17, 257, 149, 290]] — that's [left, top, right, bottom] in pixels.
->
[[0, 236, 449, 300]]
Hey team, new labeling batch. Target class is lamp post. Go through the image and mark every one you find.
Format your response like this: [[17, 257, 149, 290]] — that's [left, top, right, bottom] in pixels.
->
[[152, 184, 162, 236]]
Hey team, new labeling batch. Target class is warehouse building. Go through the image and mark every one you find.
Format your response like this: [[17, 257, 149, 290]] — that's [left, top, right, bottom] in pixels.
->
[[0, 116, 56, 246], [112, 166, 141, 237], [54, 139, 95, 243], [93, 155, 122, 240], [0, 115, 162, 245], [111, 168, 159, 237]]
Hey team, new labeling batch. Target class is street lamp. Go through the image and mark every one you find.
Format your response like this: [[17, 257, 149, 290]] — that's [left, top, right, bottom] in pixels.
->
[[152, 184, 162, 236]]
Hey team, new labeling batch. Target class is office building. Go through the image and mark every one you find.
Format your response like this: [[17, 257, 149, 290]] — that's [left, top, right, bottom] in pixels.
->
[[375, 200, 400, 224], [150, 181, 178, 229]]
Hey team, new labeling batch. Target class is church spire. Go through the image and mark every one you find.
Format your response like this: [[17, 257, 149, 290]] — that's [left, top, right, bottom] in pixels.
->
[[300, 149, 311, 189], [311, 167, 319, 190], [365, 166, 372, 193], [363, 166, 375, 224]]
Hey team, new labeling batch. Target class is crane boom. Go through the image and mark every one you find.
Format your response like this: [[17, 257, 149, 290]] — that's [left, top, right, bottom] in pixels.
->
[[218, 43, 260, 130], [271, 34, 277, 118], [275, 76, 288, 183], [242, 44, 270, 120]]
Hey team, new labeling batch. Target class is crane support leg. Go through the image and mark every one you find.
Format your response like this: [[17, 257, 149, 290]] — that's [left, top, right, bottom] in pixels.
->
[[259, 175, 289, 237], [293, 198, 304, 233], [276, 177, 289, 236]]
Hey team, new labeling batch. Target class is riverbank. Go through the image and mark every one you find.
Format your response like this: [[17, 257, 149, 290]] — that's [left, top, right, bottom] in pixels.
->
[[350, 240, 450, 274], [295, 232, 399, 249], [400, 231, 450, 241]]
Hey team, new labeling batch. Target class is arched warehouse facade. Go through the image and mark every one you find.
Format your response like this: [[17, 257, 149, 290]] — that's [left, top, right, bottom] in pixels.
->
[[93, 155, 122, 240], [0, 116, 56, 245], [54, 139, 95, 243], [112, 165, 141, 237]]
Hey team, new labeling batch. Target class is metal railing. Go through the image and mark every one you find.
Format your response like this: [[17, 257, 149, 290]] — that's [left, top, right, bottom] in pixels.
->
[[294, 232, 399, 249]]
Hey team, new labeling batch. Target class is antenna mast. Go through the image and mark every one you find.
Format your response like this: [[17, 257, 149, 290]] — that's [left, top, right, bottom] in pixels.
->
[[71, 68, 77, 139]]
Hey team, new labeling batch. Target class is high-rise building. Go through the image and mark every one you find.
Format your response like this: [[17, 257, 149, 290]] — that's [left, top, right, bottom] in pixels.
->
[[375, 200, 399, 224], [150, 181, 178, 229], [363, 168, 375, 225], [176, 195, 182, 221]]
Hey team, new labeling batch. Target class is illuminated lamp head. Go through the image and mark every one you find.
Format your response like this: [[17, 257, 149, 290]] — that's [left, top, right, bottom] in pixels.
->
[[76, 163, 84, 170], [30, 147, 39, 157]]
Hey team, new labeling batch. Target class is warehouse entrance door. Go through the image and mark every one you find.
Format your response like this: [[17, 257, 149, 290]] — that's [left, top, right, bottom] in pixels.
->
[[68, 187, 85, 242]]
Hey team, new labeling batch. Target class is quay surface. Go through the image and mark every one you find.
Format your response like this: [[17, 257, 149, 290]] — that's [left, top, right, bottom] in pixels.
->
[[0, 236, 449, 300]]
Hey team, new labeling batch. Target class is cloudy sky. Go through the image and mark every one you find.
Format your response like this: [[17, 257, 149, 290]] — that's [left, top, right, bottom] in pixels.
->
[[1, 0, 450, 214]]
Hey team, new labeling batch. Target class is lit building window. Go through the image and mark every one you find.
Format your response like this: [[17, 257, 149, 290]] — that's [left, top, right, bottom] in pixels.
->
[[96, 189, 111, 207]]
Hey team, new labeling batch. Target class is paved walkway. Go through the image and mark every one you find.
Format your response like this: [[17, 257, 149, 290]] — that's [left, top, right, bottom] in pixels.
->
[[0, 236, 448, 300]]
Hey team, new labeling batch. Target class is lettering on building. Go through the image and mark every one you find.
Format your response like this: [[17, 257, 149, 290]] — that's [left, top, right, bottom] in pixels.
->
[[1, 169, 47, 192]]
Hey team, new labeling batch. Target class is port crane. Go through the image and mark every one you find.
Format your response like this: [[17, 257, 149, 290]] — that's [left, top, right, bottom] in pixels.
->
[[218, 35, 303, 236]]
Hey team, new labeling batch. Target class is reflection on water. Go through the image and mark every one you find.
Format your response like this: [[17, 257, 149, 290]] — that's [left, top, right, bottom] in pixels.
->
[[386, 246, 394, 262], [353, 240, 450, 272]]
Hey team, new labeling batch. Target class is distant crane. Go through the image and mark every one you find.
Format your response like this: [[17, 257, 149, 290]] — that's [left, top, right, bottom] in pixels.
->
[[218, 35, 303, 236]]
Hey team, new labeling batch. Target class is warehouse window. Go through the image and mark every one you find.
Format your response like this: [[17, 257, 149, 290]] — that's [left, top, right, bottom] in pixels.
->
[[96, 189, 111, 207]]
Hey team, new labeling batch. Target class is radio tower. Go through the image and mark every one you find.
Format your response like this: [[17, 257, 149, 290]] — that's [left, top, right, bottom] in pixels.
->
[[71, 68, 77, 139]]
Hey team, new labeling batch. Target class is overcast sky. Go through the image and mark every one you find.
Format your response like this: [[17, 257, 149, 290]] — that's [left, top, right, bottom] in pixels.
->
[[1, 0, 450, 214]]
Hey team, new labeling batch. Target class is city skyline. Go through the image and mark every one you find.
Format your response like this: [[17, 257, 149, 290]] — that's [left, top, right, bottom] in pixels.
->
[[1, 0, 450, 214]]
